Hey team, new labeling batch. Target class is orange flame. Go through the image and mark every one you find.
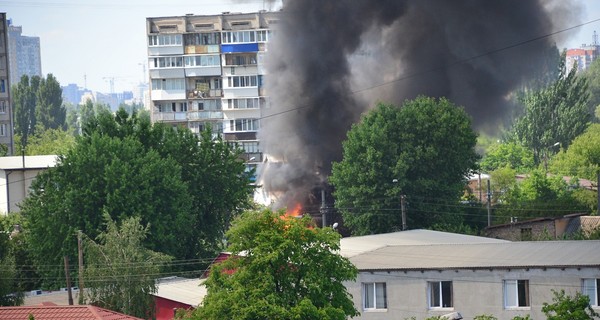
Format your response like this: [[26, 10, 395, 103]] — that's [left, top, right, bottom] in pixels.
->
[[285, 203, 303, 218]]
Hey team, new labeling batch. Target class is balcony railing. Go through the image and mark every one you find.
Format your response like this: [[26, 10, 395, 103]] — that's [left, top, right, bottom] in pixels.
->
[[187, 89, 222, 99]]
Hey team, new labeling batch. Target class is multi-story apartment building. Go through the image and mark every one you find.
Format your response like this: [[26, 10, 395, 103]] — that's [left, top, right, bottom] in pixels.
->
[[7, 21, 42, 87], [566, 31, 600, 74], [0, 13, 14, 155], [146, 11, 279, 176]]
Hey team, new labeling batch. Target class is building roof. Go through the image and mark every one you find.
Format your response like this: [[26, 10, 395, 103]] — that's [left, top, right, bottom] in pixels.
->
[[153, 277, 206, 307], [348, 240, 600, 271], [0, 305, 143, 320], [0, 155, 58, 170], [339, 229, 508, 258]]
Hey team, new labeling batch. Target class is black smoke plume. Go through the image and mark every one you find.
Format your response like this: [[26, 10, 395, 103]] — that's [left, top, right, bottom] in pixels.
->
[[258, 0, 581, 211]]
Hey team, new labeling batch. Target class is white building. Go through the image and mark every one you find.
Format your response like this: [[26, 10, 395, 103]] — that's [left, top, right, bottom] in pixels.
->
[[340, 230, 600, 319], [146, 12, 278, 177], [7, 20, 42, 88], [0, 155, 57, 214]]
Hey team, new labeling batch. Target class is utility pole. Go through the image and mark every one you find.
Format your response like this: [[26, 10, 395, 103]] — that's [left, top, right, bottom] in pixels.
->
[[77, 230, 84, 304], [64, 256, 74, 305], [401, 194, 407, 231], [487, 179, 492, 227], [320, 189, 327, 228]]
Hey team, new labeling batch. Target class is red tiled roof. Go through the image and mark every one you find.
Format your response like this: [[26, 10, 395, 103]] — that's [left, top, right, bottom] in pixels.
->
[[0, 305, 144, 320]]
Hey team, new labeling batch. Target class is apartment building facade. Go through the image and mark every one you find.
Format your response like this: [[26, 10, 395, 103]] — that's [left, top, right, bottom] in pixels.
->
[[146, 12, 279, 174], [0, 13, 13, 155]]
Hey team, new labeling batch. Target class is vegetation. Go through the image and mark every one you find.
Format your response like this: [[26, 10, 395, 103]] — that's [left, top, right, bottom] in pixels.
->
[[480, 141, 535, 172], [512, 53, 591, 165], [20, 109, 254, 287], [182, 208, 358, 320], [542, 289, 599, 320], [330, 97, 479, 235], [12, 74, 65, 149], [549, 123, 600, 180], [83, 214, 171, 318]]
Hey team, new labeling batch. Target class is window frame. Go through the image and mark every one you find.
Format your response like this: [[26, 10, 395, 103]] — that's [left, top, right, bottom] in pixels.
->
[[583, 278, 600, 307], [504, 279, 530, 309], [362, 282, 387, 311], [428, 281, 453, 309]]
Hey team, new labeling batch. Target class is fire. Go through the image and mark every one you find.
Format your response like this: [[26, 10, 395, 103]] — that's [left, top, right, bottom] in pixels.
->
[[285, 203, 303, 218]]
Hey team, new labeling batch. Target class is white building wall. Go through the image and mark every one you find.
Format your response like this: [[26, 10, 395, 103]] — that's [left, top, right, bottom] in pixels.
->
[[348, 267, 600, 320]]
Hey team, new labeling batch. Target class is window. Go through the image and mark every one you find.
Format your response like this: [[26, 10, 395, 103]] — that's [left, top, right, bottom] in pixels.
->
[[184, 32, 220, 45], [151, 56, 183, 68], [428, 281, 453, 308], [148, 34, 182, 46], [184, 55, 220, 67], [363, 282, 387, 310], [225, 53, 257, 66], [151, 79, 185, 91], [229, 119, 258, 132], [228, 75, 258, 88], [228, 98, 261, 109], [0, 124, 7, 137], [583, 279, 599, 306], [0, 79, 5, 93], [222, 31, 256, 44], [504, 280, 530, 308], [0, 100, 6, 113], [238, 141, 259, 153]]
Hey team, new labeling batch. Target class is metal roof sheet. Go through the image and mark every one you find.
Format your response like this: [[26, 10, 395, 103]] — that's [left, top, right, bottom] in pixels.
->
[[154, 278, 206, 307], [349, 240, 600, 271], [0, 155, 58, 170], [339, 229, 508, 258], [0, 305, 143, 320]]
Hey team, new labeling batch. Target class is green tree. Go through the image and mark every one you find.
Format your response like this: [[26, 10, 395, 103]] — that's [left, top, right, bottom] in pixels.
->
[[184, 208, 358, 320], [83, 213, 171, 318], [480, 142, 535, 172], [12, 75, 40, 148], [583, 58, 600, 119], [35, 74, 65, 131], [549, 123, 600, 180], [330, 98, 479, 235], [14, 128, 75, 156], [21, 109, 253, 287], [542, 289, 599, 320], [0, 223, 22, 306], [512, 53, 591, 165]]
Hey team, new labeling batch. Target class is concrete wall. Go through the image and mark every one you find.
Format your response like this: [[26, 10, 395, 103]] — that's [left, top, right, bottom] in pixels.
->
[[347, 267, 599, 320]]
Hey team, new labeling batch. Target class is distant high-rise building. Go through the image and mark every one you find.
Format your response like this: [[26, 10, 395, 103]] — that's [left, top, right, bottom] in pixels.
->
[[566, 31, 600, 74], [61, 83, 83, 106], [0, 13, 14, 155], [7, 20, 42, 86]]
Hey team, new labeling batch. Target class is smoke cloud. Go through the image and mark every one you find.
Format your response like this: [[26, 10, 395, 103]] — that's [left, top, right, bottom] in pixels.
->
[[258, 0, 581, 211]]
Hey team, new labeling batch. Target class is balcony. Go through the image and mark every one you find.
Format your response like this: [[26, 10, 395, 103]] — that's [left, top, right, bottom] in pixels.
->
[[187, 89, 222, 99], [188, 111, 223, 120], [154, 112, 188, 122]]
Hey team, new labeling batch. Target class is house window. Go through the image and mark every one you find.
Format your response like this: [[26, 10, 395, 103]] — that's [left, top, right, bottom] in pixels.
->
[[520, 228, 532, 241], [583, 279, 599, 306], [0, 79, 5, 93], [0, 124, 7, 136], [228, 75, 258, 88], [504, 280, 530, 308], [0, 100, 6, 113], [229, 119, 258, 132], [362, 282, 387, 310], [428, 281, 453, 308]]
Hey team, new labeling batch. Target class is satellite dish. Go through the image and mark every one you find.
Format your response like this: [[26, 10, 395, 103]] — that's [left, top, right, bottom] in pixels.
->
[[332, 222, 339, 230]]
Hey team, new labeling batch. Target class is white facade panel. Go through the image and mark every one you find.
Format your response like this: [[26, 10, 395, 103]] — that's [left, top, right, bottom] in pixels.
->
[[151, 90, 186, 100], [150, 68, 185, 79], [222, 109, 261, 120], [222, 87, 259, 99], [148, 46, 184, 56], [222, 66, 259, 76], [184, 66, 222, 77]]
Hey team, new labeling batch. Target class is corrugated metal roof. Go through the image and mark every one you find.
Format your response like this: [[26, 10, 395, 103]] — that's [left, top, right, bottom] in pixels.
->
[[0, 155, 58, 170], [349, 240, 600, 271], [154, 278, 206, 307], [339, 229, 508, 258]]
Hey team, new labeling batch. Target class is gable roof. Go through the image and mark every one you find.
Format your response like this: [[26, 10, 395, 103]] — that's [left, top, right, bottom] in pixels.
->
[[0, 305, 143, 320], [339, 229, 508, 258], [349, 240, 600, 271]]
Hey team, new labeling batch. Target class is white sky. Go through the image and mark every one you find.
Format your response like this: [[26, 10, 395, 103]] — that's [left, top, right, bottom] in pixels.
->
[[1, 0, 600, 94]]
